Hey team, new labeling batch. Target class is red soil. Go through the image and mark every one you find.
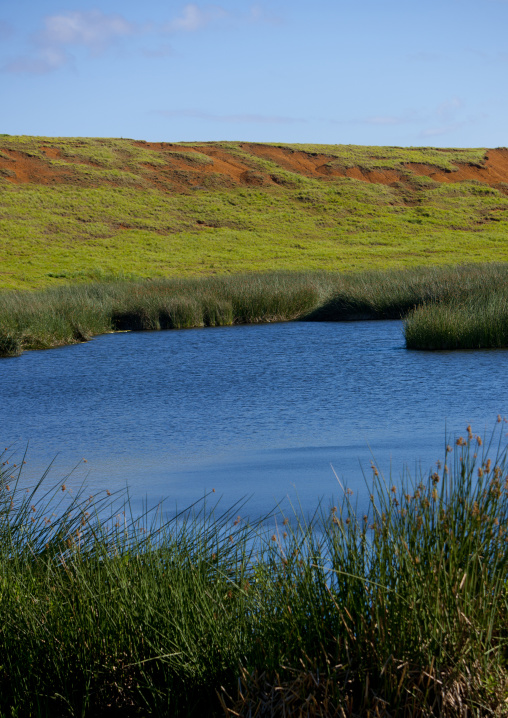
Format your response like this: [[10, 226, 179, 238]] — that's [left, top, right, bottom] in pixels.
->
[[1, 141, 508, 194]]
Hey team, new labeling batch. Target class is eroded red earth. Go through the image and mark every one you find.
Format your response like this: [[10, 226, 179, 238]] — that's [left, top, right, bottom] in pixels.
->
[[1, 140, 508, 193]]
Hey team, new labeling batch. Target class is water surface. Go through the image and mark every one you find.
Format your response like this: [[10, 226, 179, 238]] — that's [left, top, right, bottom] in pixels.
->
[[1, 321, 507, 518]]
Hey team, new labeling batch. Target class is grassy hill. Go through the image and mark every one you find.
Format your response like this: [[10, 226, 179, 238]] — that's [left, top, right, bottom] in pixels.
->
[[1, 136, 508, 290]]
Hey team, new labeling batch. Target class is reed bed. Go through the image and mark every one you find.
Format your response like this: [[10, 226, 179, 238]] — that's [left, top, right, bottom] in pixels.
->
[[1, 423, 507, 716], [405, 292, 508, 350], [0, 263, 507, 356]]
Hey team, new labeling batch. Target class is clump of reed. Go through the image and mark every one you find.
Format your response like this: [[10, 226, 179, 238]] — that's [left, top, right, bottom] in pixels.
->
[[0, 456, 257, 717], [1, 422, 507, 716], [1, 263, 507, 356], [405, 292, 508, 350]]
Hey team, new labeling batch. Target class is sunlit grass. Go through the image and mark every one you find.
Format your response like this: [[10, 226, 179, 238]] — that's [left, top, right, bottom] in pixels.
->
[[0, 137, 507, 291]]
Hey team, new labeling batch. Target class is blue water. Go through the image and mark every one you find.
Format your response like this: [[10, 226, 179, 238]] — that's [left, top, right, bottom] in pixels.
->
[[1, 321, 507, 519]]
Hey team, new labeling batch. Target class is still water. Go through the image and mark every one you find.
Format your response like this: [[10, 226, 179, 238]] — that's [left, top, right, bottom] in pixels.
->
[[1, 321, 507, 519]]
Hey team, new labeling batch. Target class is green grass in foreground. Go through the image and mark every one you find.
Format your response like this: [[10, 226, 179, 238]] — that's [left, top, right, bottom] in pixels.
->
[[1, 423, 507, 716], [1, 264, 508, 356]]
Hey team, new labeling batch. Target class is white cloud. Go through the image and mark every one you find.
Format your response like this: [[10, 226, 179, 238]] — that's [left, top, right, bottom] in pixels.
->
[[4, 10, 136, 74], [163, 3, 279, 32], [2, 4, 276, 74], [40, 10, 134, 52]]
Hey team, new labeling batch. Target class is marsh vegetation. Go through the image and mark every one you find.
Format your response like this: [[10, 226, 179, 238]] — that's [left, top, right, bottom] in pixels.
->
[[1, 424, 507, 716], [1, 263, 507, 356]]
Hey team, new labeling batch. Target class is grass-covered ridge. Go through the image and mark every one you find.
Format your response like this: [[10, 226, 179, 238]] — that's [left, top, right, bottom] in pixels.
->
[[1, 423, 507, 716], [1, 136, 508, 291], [1, 264, 507, 356], [263, 142, 488, 171]]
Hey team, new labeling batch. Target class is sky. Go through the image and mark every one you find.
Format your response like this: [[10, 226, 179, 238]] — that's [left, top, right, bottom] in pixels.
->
[[1, 0, 507, 146]]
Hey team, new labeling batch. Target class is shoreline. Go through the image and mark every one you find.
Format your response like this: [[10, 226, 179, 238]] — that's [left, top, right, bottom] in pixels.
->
[[1, 263, 508, 356]]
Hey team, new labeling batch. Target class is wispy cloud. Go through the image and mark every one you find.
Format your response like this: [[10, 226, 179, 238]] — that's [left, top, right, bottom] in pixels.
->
[[162, 3, 279, 32], [156, 109, 305, 124], [327, 98, 482, 141], [2, 4, 278, 75], [164, 4, 228, 32], [6, 48, 68, 75], [246, 5, 283, 26], [4, 10, 135, 74], [39, 10, 134, 52], [331, 110, 421, 126], [419, 97, 472, 138], [420, 122, 466, 138], [436, 96, 463, 119]]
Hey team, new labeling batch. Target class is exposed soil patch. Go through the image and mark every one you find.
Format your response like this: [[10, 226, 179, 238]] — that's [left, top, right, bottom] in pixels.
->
[[1, 140, 508, 194], [237, 143, 508, 192], [406, 149, 508, 188], [0, 149, 77, 185], [40, 146, 61, 159]]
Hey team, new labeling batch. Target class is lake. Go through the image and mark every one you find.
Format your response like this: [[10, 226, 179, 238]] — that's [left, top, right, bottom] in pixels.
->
[[1, 320, 507, 521]]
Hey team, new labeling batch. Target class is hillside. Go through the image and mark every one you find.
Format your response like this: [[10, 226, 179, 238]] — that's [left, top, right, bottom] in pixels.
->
[[1, 136, 508, 289]]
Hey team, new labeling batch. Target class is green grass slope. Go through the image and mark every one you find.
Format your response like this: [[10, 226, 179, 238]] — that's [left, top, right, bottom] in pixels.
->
[[1, 136, 508, 290]]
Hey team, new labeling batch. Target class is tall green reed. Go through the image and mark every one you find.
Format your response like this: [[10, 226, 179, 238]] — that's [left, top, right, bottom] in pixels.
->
[[1, 422, 507, 715], [225, 422, 508, 716], [405, 292, 508, 350], [0, 263, 507, 355]]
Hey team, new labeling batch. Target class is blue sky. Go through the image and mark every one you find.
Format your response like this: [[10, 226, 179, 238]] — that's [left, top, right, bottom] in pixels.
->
[[1, 0, 507, 146]]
